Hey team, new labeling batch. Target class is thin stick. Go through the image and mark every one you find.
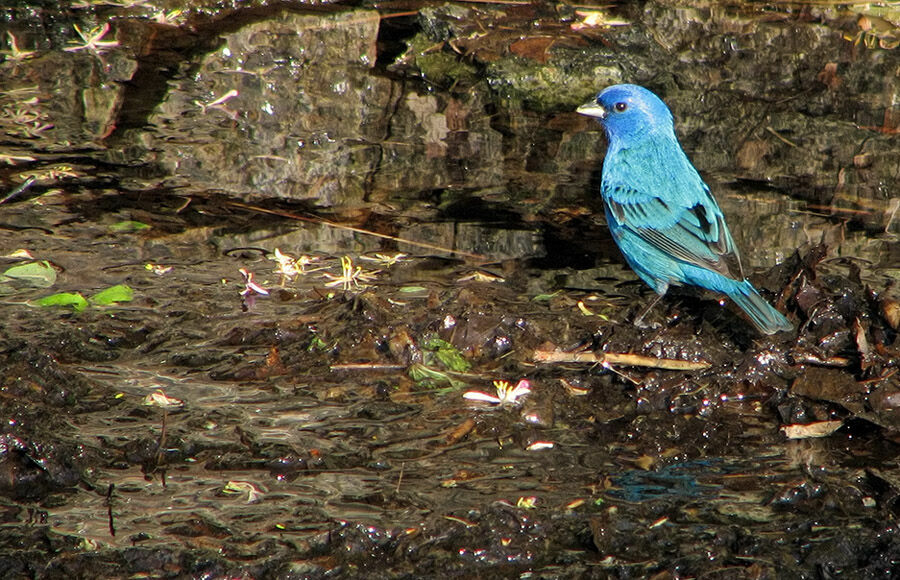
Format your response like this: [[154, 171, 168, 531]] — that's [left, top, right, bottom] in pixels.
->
[[331, 363, 407, 371], [157, 408, 168, 488], [380, 12, 419, 19], [106, 483, 116, 537], [395, 463, 405, 494], [226, 201, 487, 261], [0, 177, 35, 205], [532, 349, 711, 371]]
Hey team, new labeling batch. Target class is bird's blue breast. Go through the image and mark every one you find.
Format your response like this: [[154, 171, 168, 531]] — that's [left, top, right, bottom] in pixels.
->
[[600, 134, 740, 293]]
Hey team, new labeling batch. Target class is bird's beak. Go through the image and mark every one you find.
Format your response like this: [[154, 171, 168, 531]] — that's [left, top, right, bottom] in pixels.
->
[[576, 100, 606, 119]]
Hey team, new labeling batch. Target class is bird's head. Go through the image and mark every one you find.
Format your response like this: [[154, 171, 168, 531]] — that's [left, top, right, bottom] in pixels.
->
[[577, 84, 674, 143]]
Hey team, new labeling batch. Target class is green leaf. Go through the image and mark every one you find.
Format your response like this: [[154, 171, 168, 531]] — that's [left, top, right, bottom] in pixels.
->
[[407, 363, 466, 389], [532, 290, 561, 302], [308, 335, 329, 352], [422, 337, 471, 373], [90, 284, 134, 305], [109, 220, 150, 233], [2, 260, 57, 287], [398, 286, 427, 293], [35, 292, 88, 312]]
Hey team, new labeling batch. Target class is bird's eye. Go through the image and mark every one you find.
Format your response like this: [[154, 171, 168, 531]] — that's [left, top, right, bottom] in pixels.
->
[[614, 102, 628, 112]]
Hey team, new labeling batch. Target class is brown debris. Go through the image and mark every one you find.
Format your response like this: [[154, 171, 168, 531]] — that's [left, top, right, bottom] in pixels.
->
[[532, 348, 711, 371]]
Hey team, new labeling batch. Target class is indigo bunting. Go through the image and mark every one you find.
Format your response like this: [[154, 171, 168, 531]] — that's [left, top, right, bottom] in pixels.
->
[[577, 84, 792, 334]]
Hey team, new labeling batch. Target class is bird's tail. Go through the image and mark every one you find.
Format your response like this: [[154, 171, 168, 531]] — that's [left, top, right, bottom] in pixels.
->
[[729, 281, 793, 335]]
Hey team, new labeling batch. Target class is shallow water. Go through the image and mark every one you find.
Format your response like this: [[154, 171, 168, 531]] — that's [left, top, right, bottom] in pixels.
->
[[1, 1, 899, 577]]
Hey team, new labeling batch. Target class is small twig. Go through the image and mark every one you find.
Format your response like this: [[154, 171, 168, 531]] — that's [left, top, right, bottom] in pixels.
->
[[0, 176, 35, 205], [884, 198, 899, 234], [395, 463, 404, 494], [448, 0, 531, 4], [330, 363, 407, 371], [787, 352, 851, 367], [802, 204, 875, 217], [226, 201, 487, 261], [155, 408, 168, 488], [106, 483, 116, 537], [380, 11, 419, 19], [532, 349, 711, 371], [765, 126, 799, 148]]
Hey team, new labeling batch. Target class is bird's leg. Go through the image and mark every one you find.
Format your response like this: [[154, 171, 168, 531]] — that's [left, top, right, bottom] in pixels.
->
[[632, 292, 666, 329]]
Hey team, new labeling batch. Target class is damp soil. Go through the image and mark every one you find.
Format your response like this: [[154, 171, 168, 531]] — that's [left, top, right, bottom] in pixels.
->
[[0, 1, 899, 578]]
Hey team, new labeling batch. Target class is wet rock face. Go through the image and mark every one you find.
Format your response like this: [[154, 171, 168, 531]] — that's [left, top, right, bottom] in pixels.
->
[[142, 10, 389, 205], [404, 1, 899, 210], [0, 38, 137, 153], [101, 7, 509, 207], [4, 1, 896, 219]]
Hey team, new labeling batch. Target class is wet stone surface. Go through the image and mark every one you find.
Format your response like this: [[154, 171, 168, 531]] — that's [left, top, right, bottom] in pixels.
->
[[0, 1, 899, 578]]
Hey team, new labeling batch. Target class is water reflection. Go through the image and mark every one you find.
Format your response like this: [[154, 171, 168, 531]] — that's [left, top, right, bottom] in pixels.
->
[[1, 2, 899, 576], [1, 5, 894, 270]]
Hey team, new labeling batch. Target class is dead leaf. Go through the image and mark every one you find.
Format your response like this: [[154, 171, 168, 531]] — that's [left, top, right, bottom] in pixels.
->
[[509, 36, 555, 63], [816, 62, 841, 90], [781, 420, 843, 439], [446, 417, 476, 445], [881, 297, 900, 329]]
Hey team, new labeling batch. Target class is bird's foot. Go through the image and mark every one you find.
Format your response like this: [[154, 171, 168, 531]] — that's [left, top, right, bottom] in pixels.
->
[[632, 293, 666, 330], [632, 312, 662, 330]]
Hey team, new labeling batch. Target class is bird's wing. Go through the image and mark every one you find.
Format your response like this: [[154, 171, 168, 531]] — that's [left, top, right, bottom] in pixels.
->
[[604, 182, 745, 280]]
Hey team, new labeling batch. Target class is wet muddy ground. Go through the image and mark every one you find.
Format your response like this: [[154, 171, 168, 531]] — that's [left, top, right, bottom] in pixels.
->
[[1, 1, 899, 578]]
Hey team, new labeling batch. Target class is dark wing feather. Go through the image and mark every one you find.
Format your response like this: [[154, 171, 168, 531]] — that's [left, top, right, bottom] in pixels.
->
[[605, 185, 744, 280]]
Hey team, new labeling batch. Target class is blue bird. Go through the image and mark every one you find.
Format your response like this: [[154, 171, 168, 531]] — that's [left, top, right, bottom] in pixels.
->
[[577, 84, 792, 334]]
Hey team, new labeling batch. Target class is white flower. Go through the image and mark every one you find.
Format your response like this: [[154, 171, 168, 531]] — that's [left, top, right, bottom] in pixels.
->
[[463, 379, 531, 406]]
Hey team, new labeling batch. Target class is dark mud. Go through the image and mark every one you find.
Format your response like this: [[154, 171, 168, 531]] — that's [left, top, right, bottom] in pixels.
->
[[0, 1, 899, 578]]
